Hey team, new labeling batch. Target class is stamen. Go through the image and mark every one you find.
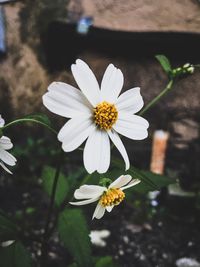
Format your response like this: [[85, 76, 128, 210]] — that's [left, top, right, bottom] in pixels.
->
[[94, 101, 118, 130], [100, 188, 125, 207]]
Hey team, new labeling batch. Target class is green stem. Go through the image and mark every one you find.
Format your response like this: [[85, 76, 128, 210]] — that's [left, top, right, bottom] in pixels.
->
[[40, 161, 61, 266], [48, 172, 92, 238], [138, 79, 174, 116], [80, 173, 91, 186], [2, 118, 57, 134]]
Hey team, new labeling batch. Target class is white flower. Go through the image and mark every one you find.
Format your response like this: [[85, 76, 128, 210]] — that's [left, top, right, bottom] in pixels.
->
[[0, 116, 17, 174], [43, 59, 149, 173], [69, 175, 141, 219], [89, 230, 110, 247]]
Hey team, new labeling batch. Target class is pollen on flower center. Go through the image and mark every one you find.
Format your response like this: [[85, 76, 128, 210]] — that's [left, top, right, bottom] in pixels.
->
[[100, 188, 125, 207], [93, 101, 118, 130]]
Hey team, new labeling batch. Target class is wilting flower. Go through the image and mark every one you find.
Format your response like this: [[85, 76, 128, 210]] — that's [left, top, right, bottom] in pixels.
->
[[70, 175, 140, 219], [43, 59, 149, 173], [0, 115, 17, 174]]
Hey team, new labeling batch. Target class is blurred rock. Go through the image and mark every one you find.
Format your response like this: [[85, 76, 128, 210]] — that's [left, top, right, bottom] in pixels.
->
[[172, 119, 199, 149], [168, 183, 195, 197], [176, 258, 200, 267], [0, 3, 49, 117], [81, 0, 200, 32]]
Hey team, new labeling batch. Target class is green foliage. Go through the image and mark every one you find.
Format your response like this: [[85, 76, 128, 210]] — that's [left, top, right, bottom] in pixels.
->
[[68, 264, 78, 267], [0, 241, 32, 267], [0, 212, 18, 242], [58, 209, 92, 267], [42, 166, 69, 206], [156, 55, 195, 79], [155, 55, 172, 75], [95, 256, 118, 267]]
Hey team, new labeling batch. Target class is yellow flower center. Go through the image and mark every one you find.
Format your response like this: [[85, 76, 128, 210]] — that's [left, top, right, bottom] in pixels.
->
[[94, 101, 118, 130], [99, 188, 125, 207]]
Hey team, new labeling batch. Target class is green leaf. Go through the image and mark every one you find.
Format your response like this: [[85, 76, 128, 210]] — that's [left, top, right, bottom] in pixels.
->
[[0, 212, 18, 242], [95, 256, 118, 267], [112, 159, 175, 194], [132, 170, 176, 194], [0, 241, 32, 267], [155, 55, 172, 74], [58, 209, 92, 267], [42, 166, 69, 206]]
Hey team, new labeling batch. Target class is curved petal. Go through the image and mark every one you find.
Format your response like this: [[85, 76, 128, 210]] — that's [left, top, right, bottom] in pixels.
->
[[100, 64, 124, 103], [106, 206, 114, 212], [71, 59, 100, 106], [121, 179, 141, 190], [107, 130, 130, 170], [74, 185, 106, 200], [83, 128, 110, 174], [69, 197, 99, 206], [43, 82, 92, 118], [116, 87, 144, 114], [0, 162, 12, 174], [113, 112, 149, 140], [0, 149, 17, 166], [92, 203, 106, 220], [0, 136, 13, 150], [58, 116, 95, 152], [109, 175, 132, 189]]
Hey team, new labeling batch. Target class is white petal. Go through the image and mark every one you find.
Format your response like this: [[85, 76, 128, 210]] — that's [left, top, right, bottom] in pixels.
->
[[74, 185, 106, 200], [116, 87, 144, 114], [100, 64, 124, 103], [0, 162, 12, 174], [121, 179, 141, 190], [113, 112, 149, 140], [1, 240, 15, 247], [0, 115, 5, 127], [84, 128, 110, 174], [92, 203, 106, 219], [43, 82, 92, 118], [106, 206, 114, 212], [58, 116, 95, 152], [107, 130, 130, 170], [0, 136, 13, 150], [0, 149, 16, 166], [109, 175, 132, 189], [69, 197, 99, 206], [71, 59, 100, 106]]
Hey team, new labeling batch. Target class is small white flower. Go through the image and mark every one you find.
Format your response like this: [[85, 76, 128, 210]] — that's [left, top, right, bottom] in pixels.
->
[[70, 175, 141, 219], [1, 240, 15, 247], [0, 116, 17, 174], [43, 59, 149, 173], [89, 230, 110, 247]]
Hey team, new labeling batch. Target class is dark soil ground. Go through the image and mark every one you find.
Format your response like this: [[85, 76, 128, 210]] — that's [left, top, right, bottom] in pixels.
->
[[93, 200, 200, 267]]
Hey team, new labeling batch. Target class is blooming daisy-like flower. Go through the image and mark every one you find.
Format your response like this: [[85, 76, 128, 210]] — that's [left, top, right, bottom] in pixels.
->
[[0, 115, 17, 174], [43, 59, 149, 173], [70, 175, 141, 219]]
